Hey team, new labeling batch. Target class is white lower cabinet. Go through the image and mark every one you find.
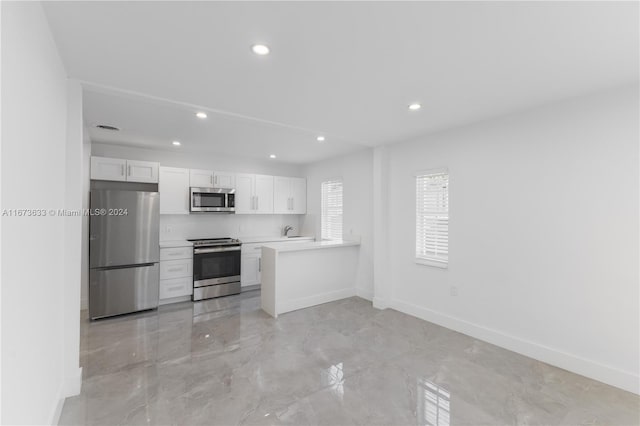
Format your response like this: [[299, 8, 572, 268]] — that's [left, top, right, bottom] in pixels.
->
[[159, 247, 193, 302], [240, 238, 314, 287], [160, 259, 192, 280], [159, 277, 192, 300], [241, 243, 262, 286]]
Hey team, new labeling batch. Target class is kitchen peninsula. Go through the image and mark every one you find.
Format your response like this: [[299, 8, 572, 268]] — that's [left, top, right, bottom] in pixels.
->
[[260, 240, 361, 317]]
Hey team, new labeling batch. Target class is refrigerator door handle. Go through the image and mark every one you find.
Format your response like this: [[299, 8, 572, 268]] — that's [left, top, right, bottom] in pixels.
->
[[93, 262, 157, 271]]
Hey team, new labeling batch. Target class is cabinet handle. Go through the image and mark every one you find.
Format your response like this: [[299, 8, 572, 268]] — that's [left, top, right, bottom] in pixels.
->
[[128, 165, 132, 176], [256, 196, 259, 211], [259, 258, 261, 272], [291, 198, 294, 211], [210, 175, 213, 185], [121, 164, 125, 176]]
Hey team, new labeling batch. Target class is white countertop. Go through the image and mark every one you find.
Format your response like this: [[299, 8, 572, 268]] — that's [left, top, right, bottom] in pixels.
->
[[159, 240, 193, 248], [159, 236, 314, 248], [237, 236, 315, 244], [262, 240, 360, 253]]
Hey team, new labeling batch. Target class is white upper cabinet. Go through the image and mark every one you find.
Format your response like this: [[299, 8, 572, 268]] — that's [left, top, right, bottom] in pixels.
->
[[274, 176, 306, 214], [189, 169, 214, 188], [126, 160, 159, 183], [254, 175, 274, 214], [274, 177, 290, 214], [91, 156, 127, 181], [213, 172, 235, 189], [235, 173, 274, 214], [235, 173, 254, 214], [159, 167, 190, 214], [290, 177, 307, 214], [91, 157, 158, 183]]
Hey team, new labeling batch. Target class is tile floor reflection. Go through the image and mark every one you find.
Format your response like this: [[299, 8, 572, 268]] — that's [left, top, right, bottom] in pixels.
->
[[59, 291, 639, 425]]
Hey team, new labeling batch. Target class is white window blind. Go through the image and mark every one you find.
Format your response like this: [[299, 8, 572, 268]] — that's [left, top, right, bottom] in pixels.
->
[[321, 179, 343, 241], [416, 170, 449, 267]]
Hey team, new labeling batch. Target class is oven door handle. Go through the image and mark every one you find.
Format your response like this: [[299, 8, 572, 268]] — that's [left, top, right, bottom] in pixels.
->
[[194, 246, 241, 254]]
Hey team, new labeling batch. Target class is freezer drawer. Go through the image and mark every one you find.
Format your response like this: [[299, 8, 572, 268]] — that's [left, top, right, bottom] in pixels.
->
[[89, 263, 159, 319]]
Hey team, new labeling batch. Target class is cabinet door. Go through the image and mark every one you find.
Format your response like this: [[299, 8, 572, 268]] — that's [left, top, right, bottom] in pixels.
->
[[241, 253, 261, 286], [254, 174, 274, 214], [235, 173, 255, 214], [160, 277, 193, 299], [126, 160, 159, 183], [160, 258, 193, 280], [90, 156, 127, 181], [213, 172, 235, 189], [290, 177, 307, 214], [273, 176, 291, 214], [159, 167, 190, 214], [190, 169, 214, 188]]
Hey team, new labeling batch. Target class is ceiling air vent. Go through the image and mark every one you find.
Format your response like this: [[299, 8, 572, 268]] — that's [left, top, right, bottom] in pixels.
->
[[96, 124, 120, 131]]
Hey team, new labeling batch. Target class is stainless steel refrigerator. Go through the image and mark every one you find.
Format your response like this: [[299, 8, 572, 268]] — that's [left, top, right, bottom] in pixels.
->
[[89, 190, 160, 319]]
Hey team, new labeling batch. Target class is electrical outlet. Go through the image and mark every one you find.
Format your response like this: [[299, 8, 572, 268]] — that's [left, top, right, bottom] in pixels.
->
[[450, 286, 458, 296], [164, 225, 172, 233]]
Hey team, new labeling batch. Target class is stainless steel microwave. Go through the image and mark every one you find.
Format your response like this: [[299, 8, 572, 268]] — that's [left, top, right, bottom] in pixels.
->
[[190, 187, 235, 213]]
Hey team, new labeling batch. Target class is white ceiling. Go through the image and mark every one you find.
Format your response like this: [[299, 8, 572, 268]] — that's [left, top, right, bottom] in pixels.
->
[[43, 1, 638, 164]]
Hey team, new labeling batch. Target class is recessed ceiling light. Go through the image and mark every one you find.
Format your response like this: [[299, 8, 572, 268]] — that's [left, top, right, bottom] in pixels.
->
[[408, 103, 422, 111], [196, 112, 207, 119], [269, 154, 276, 159], [316, 136, 325, 142], [172, 141, 181, 146], [252, 44, 270, 55]]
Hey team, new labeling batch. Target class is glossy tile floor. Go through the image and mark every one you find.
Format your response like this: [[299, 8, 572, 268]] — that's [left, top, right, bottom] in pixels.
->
[[60, 291, 639, 425]]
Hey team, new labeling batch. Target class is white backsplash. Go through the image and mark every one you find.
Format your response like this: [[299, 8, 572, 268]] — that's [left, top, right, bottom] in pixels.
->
[[160, 214, 303, 241]]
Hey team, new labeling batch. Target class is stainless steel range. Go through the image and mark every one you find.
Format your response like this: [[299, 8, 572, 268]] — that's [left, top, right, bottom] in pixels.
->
[[188, 237, 242, 301]]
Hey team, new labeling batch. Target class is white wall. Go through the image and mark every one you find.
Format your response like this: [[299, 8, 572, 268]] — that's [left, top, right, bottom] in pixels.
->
[[63, 80, 83, 398], [381, 85, 639, 393], [1, 3, 82, 424], [302, 149, 375, 300]]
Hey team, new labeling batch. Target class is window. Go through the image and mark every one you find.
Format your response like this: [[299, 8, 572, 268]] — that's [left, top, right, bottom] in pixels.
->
[[321, 179, 343, 241], [416, 170, 449, 267]]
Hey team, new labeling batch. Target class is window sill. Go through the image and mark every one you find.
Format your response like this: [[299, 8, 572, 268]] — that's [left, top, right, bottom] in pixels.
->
[[415, 258, 448, 269]]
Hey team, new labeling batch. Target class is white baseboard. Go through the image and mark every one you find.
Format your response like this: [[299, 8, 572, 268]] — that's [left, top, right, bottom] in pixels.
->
[[390, 299, 640, 395], [63, 367, 83, 397], [158, 295, 191, 306], [50, 384, 65, 426], [355, 287, 373, 301], [49, 367, 83, 425], [278, 288, 356, 314], [372, 296, 389, 310]]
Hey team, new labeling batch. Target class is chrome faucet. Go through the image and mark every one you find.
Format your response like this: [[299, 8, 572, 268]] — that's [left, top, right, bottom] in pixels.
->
[[284, 225, 294, 236]]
